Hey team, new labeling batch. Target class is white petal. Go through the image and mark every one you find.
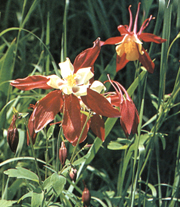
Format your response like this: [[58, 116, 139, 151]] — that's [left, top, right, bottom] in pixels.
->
[[79, 99, 87, 111], [58, 58, 74, 79], [75, 67, 93, 85], [47, 75, 65, 89], [61, 84, 73, 95], [72, 84, 89, 96], [133, 34, 143, 44], [90, 81, 106, 93]]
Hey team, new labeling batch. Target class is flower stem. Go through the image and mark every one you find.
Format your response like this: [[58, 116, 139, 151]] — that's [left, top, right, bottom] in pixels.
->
[[61, 0, 69, 62], [70, 112, 91, 164], [56, 126, 63, 172], [25, 119, 43, 190], [44, 129, 48, 179]]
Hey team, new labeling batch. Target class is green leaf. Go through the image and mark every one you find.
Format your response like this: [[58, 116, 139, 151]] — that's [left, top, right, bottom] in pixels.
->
[[107, 138, 131, 150], [4, 167, 39, 183], [142, 0, 154, 19], [0, 156, 47, 168], [59, 192, 73, 207], [43, 173, 66, 196], [0, 200, 17, 206], [139, 180, 157, 197], [51, 173, 66, 196], [47, 124, 55, 140], [157, 133, 167, 150], [21, 0, 40, 28], [0, 38, 16, 108], [99, 54, 117, 91], [18, 191, 33, 202], [6, 179, 24, 200], [31, 187, 44, 207], [107, 142, 128, 150], [43, 175, 53, 195]]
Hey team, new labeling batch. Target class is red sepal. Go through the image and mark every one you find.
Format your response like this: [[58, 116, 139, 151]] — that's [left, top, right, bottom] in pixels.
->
[[90, 114, 105, 141], [131, 107, 139, 134], [62, 94, 81, 144], [27, 90, 63, 145], [73, 38, 101, 73], [102, 36, 123, 45], [139, 33, 166, 44], [27, 106, 37, 145], [117, 25, 130, 35], [10, 75, 52, 91], [71, 113, 91, 146], [34, 90, 63, 132], [116, 54, 129, 72], [81, 88, 120, 118], [139, 48, 155, 73], [120, 100, 139, 137]]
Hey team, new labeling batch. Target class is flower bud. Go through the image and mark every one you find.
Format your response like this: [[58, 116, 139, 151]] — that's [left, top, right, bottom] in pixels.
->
[[59, 141, 67, 166], [82, 181, 91, 207], [7, 115, 19, 153], [69, 167, 77, 181]]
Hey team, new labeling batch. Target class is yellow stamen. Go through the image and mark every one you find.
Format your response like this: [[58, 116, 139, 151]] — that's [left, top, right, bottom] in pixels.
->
[[66, 74, 76, 87]]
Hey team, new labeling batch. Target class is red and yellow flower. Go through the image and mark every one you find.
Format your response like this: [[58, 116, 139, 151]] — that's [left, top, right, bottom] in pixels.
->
[[101, 3, 166, 73]]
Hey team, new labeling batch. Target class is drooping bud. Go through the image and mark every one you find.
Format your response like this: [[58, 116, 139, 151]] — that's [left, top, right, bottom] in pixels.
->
[[69, 167, 77, 181], [82, 181, 91, 207], [59, 141, 67, 166], [7, 115, 19, 153]]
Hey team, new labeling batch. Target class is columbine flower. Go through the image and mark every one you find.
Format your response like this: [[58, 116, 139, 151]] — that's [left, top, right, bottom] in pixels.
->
[[47, 57, 93, 96], [67, 80, 121, 146], [101, 2, 166, 73], [10, 38, 120, 146], [106, 77, 139, 137]]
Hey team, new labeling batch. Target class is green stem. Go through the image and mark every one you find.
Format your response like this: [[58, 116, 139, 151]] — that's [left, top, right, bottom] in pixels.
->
[[155, 136, 162, 207], [61, 0, 69, 62], [44, 129, 48, 179], [25, 119, 43, 189], [70, 112, 91, 164], [56, 126, 63, 172]]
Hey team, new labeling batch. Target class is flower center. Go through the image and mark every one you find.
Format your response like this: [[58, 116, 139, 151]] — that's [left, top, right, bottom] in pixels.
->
[[123, 37, 140, 61], [116, 35, 143, 61], [124, 40, 137, 55], [66, 74, 77, 87]]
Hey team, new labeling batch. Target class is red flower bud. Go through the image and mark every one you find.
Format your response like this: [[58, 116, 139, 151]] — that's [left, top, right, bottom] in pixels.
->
[[82, 182, 91, 207], [69, 167, 77, 181], [59, 141, 67, 166], [7, 115, 19, 153]]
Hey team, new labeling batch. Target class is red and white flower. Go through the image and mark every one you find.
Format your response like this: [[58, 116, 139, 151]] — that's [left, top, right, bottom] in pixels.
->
[[11, 38, 120, 145]]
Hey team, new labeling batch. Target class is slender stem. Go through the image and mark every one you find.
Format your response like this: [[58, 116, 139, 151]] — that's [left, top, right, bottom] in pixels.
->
[[56, 126, 63, 172], [61, 0, 69, 62], [155, 136, 162, 207], [44, 129, 48, 179], [25, 119, 43, 189], [70, 112, 91, 164]]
